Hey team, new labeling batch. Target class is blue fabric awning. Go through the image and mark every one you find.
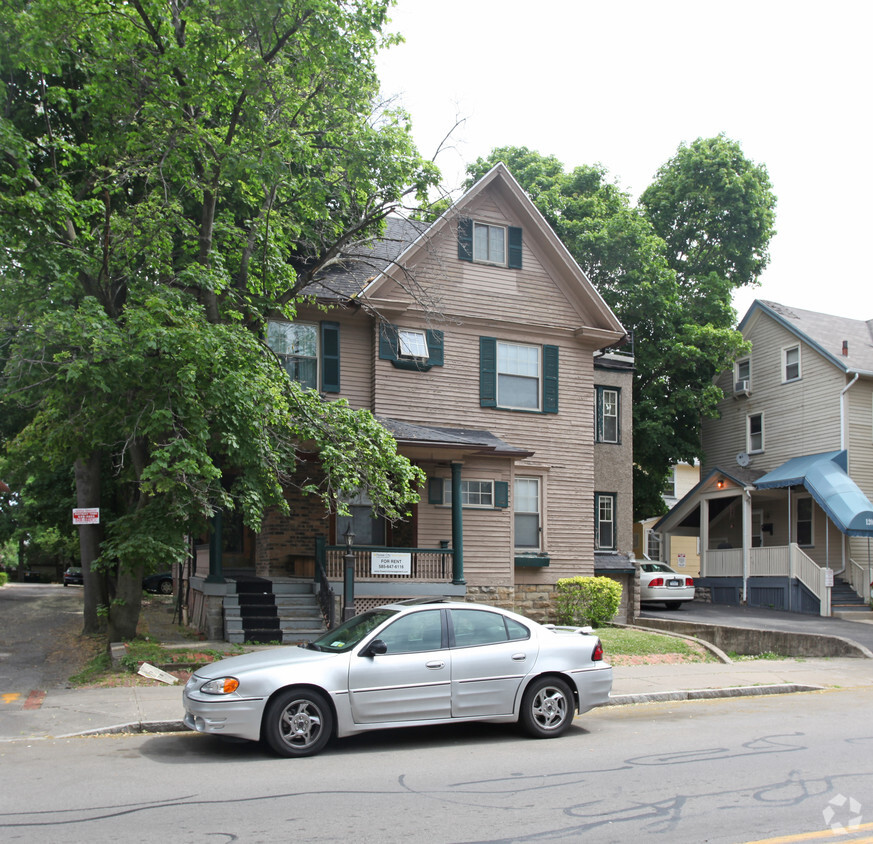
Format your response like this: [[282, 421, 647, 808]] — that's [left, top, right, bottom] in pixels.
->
[[755, 450, 873, 537]]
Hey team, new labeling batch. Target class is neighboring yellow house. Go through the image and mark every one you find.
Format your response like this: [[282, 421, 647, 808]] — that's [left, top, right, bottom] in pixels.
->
[[634, 462, 701, 577]]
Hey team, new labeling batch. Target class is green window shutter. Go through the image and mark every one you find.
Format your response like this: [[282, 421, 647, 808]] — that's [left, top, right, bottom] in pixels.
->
[[479, 337, 497, 407], [543, 344, 559, 413], [320, 321, 340, 393], [426, 329, 444, 366], [428, 477, 444, 505], [458, 217, 473, 262], [494, 481, 509, 509], [508, 226, 523, 269], [378, 323, 399, 361], [595, 386, 604, 441]]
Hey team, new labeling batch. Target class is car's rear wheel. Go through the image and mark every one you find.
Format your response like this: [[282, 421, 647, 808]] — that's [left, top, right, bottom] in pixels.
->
[[519, 677, 575, 738], [158, 579, 173, 595], [262, 688, 333, 757], [664, 602, 683, 610]]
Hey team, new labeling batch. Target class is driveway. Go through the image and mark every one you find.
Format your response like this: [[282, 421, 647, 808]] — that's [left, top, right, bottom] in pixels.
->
[[640, 601, 873, 654], [0, 583, 100, 690]]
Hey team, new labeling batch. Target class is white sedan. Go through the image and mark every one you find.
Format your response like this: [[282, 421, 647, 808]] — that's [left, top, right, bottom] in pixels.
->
[[183, 599, 612, 757], [639, 562, 695, 610]]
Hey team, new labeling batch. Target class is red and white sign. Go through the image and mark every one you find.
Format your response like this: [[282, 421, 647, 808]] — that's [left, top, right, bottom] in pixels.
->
[[72, 508, 100, 525]]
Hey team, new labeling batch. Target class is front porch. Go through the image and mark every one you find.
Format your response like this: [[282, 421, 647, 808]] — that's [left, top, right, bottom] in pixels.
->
[[656, 456, 873, 618]]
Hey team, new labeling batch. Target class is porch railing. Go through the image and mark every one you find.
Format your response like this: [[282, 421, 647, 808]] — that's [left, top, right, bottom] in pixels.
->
[[846, 557, 870, 602], [316, 542, 454, 582], [703, 543, 830, 614]]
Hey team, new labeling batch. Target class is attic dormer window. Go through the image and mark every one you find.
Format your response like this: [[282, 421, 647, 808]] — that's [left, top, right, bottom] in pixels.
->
[[458, 218, 522, 269]]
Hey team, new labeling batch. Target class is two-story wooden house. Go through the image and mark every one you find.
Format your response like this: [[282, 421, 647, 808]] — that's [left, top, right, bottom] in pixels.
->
[[188, 164, 633, 641], [655, 300, 873, 616]]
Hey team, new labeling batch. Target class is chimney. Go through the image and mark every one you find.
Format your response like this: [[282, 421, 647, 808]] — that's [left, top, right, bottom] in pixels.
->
[[842, 340, 849, 356]]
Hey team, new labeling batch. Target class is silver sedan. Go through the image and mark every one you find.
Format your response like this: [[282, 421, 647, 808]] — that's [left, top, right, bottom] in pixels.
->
[[183, 599, 612, 757]]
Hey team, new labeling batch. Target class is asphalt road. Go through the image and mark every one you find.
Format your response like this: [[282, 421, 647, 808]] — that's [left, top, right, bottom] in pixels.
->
[[0, 583, 94, 690], [1, 686, 872, 843]]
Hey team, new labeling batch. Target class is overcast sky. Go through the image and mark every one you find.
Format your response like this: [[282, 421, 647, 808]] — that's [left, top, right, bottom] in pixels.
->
[[376, 0, 870, 324]]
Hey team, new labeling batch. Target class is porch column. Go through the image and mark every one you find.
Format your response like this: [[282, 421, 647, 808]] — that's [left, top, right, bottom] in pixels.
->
[[451, 461, 465, 585], [206, 509, 225, 583], [700, 498, 710, 577]]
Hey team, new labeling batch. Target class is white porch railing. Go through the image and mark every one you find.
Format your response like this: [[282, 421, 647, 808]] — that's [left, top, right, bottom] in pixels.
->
[[846, 557, 869, 601], [703, 544, 831, 615]]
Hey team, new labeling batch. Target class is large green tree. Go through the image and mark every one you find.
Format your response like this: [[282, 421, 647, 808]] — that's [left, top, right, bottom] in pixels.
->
[[0, 0, 436, 639], [467, 144, 774, 519]]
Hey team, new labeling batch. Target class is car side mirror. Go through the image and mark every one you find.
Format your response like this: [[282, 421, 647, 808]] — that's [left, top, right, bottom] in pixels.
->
[[362, 639, 387, 657]]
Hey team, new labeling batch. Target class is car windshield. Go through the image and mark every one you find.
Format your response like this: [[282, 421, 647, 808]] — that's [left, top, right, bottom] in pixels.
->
[[307, 609, 398, 653]]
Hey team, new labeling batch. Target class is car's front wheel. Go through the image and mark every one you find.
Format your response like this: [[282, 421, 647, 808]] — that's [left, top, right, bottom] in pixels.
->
[[519, 677, 575, 738], [262, 688, 333, 757]]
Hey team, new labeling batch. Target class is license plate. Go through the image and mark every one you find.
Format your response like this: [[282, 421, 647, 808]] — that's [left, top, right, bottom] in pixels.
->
[[667, 579, 681, 587]]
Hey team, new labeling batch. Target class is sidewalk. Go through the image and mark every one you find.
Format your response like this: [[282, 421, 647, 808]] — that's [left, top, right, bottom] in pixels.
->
[[4, 654, 873, 743]]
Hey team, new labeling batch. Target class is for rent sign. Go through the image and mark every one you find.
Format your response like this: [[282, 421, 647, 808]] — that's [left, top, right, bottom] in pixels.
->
[[371, 551, 412, 575], [72, 508, 100, 525]]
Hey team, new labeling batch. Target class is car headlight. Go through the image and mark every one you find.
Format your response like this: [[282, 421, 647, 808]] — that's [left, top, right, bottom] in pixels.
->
[[199, 677, 240, 695]]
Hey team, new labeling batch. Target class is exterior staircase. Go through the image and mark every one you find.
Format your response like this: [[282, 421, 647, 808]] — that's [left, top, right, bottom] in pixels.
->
[[831, 575, 871, 620], [223, 577, 328, 644]]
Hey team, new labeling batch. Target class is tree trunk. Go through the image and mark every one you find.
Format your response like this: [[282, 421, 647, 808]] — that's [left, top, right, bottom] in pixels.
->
[[107, 559, 146, 642], [74, 451, 107, 634]]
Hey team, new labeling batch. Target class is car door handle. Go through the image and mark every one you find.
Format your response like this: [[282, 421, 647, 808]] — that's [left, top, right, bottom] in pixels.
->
[[425, 661, 445, 669], [511, 653, 527, 661]]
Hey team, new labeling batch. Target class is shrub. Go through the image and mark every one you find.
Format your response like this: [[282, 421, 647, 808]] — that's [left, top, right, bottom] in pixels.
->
[[0, 572, 7, 587], [554, 576, 622, 627]]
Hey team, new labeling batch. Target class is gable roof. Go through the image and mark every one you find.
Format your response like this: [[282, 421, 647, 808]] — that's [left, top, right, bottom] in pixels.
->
[[303, 163, 626, 346], [739, 300, 873, 376]]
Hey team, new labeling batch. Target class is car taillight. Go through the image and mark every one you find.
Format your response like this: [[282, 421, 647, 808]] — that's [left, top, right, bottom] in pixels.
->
[[649, 577, 664, 587], [592, 639, 604, 661], [686, 577, 695, 586]]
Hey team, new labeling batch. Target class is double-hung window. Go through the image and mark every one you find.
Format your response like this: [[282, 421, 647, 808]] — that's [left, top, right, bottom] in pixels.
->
[[796, 495, 813, 546], [514, 478, 541, 550], [268, 322, 318, 389], [473, 223, 506, 264], [595, 387, 620, 443], [398, 329, 428, 359], [267, 320, 340, 392], [783, 345, 801, 382], [747, 412, 764, 453], [479, 338, 559, 413], [458, 218, 523, 269], [595, 493, 616, 550], [498, 342, 541, 410]]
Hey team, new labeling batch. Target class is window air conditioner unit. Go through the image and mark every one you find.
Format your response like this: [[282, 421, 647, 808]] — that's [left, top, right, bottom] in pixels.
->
[[734, 379, 750, 396]]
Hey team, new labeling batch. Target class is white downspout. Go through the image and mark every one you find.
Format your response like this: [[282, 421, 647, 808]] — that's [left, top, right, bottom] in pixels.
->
[[834, 372, 859, 577], [840, 372, 860, 451]]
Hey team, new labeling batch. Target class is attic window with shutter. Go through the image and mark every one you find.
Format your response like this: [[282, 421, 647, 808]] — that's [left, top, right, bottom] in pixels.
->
[[458, 218, 522, 269], [379, 323, 444, 371]]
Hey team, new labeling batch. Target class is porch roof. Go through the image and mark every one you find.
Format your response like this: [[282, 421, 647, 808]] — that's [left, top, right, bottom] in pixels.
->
[[755, 450, 873, 537], [379, 418, 535, 459]]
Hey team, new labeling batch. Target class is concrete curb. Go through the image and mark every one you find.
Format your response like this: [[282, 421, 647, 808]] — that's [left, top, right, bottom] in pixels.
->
[[62, 720, 188, 738], [607, 683, 824, 706]]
